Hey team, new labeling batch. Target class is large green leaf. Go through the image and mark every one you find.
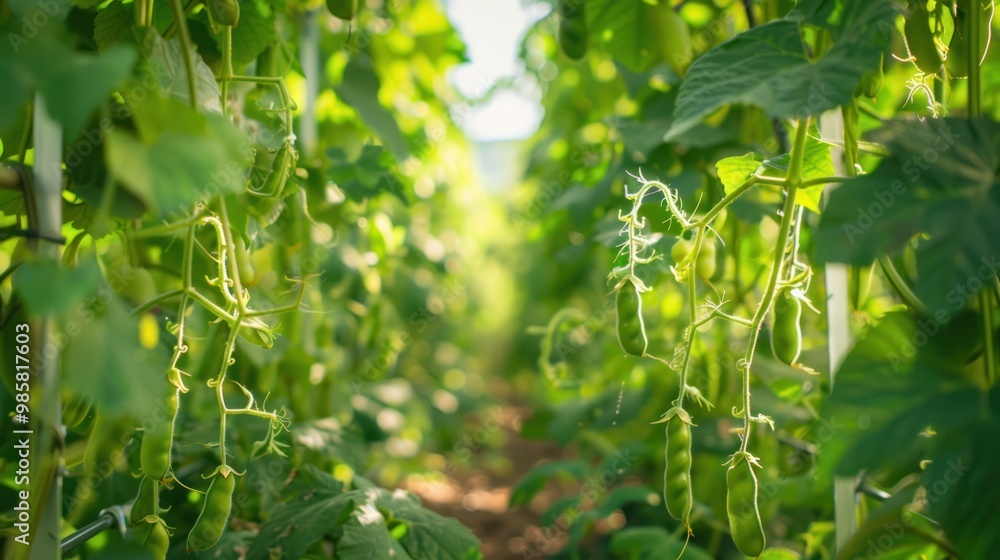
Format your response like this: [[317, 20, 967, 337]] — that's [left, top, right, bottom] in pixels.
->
[[63, 296, 167, 419], [818, 312, 983, 479], [326, 146, 407, 203], [14, 259, 101, 316], [586, 0, 660, 73], [814, 118, 1000, 312], [245, 465, 357, 560], [335, 504, 407, 560], [137, 27, 223, 113], [213, 0, 276, 67], [335, 56, 410, 161], [370, 485, 482, 560], [923, 398, 1000, 559], [509, 459, 588, 506], [665, 0, 894, 141], [106, 96, 250, 216], [0, 26, 135, 138]]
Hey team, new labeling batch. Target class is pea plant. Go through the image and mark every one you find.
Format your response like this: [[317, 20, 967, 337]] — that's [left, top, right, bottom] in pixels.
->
[[0, 0, 482, 558], [513, 0, 1000, 557]]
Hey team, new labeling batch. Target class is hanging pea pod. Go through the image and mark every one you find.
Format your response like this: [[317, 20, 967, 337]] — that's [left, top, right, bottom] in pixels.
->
[[132, 519, 170, 559], [946, 1, 988, 78], [848, 262, 875, 311], [726, 452, 766, 557], [187, 467, 237, 552], [654, 3, 691, 75], [206, 0, 240, 27], [61, 394, 92, 430], [140, 390, 179, 481], [130, 476, 161, 526], [558, 0, 588, 60], [770, 290, 802, 365], [326, 0, 357, 21], [659, 407, 693, 530], [904, 2, 943, 74], [615, 278, 648, 356], [860, 53, 884, 97]]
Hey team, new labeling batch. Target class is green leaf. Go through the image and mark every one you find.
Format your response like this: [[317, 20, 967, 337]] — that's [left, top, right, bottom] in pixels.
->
[[586, 0, 660, 73], [716, 153, 761, 194], [818, 312, 983, 479], [335, 56, 410, 161], [0, 27, 135, 139], [213, 0, 276, 67], [246, 465, 357, 560], [370, 486, 482, 560], [136, 27, 223, 113], [759, 549, 802, 560], [541, 495, 582, 526], [594, 485, 657, 518], [815, 118, 1000, 312], [924, 399, 1000, 559], [762, 129, 834, 213], [610, 527, 713, 560], [336, 504, 407, 560], [509, 460, 588, 507], [14, 259, 101, 315], [63, 297, 167, 419], [36, 44, 136, 139], [326, 146, 407, 203], [106, 96, 250, 216], [94, 0, 133, 51], [666, 0, 894, 141]]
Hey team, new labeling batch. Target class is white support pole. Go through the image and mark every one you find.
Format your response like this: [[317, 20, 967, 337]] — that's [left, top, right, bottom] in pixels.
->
[[818, 109, 857, 551], [30, 94, 64, 560]]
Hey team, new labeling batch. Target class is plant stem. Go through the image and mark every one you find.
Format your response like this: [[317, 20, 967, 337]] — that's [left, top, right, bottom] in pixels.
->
[[168, 0, 199, 110], [968, 0, 982, 119], [737, 119, 808, 453], [877, 254, 929, 316], [693, 176, 756, 228], [675, 226, 707, 409]]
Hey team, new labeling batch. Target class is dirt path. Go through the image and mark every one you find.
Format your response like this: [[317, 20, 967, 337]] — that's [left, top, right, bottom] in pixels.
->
[[401, 407, 569, 559]]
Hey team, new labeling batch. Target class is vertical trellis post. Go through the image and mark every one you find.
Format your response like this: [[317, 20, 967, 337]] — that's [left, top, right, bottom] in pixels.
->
[[29, 94, 64, 560], [818, 109, 857, 552]]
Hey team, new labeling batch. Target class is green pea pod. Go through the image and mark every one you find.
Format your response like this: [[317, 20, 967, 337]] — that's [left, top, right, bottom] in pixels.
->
[[130, 519, 170, 559], [326, 0, 357, 21], [206, 0, 240, 27], [61, 394, 91, 430], [249, 142, 297, 223], [654, 3, 691, 75], [904, 3, 942, 74], [83, 412, 125, 482], [558, 0, 587, 60], [122, 267, 158, 306], [860, 53, 883, 97], [848, 262, 874, 311], [946, 3, 987, 78], [233, 233, 257, 288], [662, 408, 693, 529], [726, 453, 766, 557], [615, 278, 647, 356], [696, 238, 716, 281], [130, 476, 160, 526], [187, 468, 237, 552], [140, 390, 179, 481], [238, 315, 276, 348], [770, 290, 801, 365]]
